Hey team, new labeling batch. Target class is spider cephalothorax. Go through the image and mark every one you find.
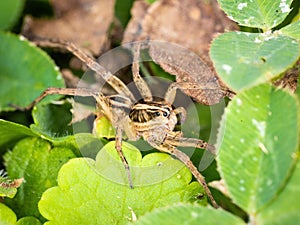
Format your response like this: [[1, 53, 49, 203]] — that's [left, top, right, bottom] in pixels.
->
[[24, 39, 219, 208], [129, 101, 173, 124], [128, 100, 177, 144]]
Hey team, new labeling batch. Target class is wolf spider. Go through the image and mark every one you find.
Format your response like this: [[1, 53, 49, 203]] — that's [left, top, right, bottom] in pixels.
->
[[24, 39, 219, 208]]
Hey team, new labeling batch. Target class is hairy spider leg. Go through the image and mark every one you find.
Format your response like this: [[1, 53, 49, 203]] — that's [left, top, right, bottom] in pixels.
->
[[23, 86, 135, 187], [25, 39, 219, 202], [128, 44, 218, 207], [131, 42, 153, 101], [22, 87, 98, 110], [30, 38, 138, 187], [115, 126, 133, 188], [107, 95, 136, 188], [164, 134, 216, 155], [164, 82, 217, 105], [150, 142, 219, 208], [33, 37, 136, 102]]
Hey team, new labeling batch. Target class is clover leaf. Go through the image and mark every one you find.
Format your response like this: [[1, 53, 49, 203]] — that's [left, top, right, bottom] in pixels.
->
[[131, 203, 245, 225], [217, 84, 299, 215]]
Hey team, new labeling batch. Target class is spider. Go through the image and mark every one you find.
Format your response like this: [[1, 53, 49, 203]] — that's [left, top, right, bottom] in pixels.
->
[[23, 38, 219, 208]]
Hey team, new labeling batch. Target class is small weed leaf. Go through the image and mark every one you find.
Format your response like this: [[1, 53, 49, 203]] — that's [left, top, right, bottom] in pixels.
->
[[0, 203, 17, 225], [4, 137, 76, 221], [38, 142, 205, 225]]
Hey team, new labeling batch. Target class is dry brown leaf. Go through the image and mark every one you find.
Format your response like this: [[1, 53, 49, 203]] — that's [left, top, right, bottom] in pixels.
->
[[123, 0, 237, 61], [123, 0, 237, 105], [148, 41, 225, 105], [22, 0, 115, 55]]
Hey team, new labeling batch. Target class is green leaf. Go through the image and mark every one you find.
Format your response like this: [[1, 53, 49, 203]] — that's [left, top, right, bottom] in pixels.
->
[[53, 133, 107, 158], [0, 203, 17, 225], [210, 32, 300, 91], [16, 217, 42, 225], [0, 119, 36, 152], [93, 115, 116, 139], [0, 1, 25, 30], [280, 20, 300, 40], [95, 142, 196, 186], [0, 32, 64, 111], [217, 84, 299, 214], [256, 158, 300, 224], [114, 0, 134, 28], [217, 0, 293, 29], [145, 0, 157, 3], [39, 141, 205, 225], [30, 101, 73, 138], [4, 137, 76, 220], [132, 204, 245, 225]]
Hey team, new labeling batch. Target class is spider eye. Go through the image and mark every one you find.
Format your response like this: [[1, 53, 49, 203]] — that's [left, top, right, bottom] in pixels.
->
[[154, 111, 161, 117], [163, 111, 169, 117]]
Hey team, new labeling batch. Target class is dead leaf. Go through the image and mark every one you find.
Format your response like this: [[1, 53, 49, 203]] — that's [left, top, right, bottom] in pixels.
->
[[148, 41, 227, 105], [22, 0, 115, 55], [123, 0, 237, 61], [123, 0, 237, 105]]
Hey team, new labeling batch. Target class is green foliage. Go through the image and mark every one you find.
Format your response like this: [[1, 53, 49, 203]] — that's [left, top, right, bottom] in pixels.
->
[[131, 204, 245, 225], [38, 142, 204, 225], [217, 0, 293, 30], [280, 20, 300, 40], [0, 0, 299, 224], [16, 217, 42, 225], [0, 119, 36, 152], [4, 137, 76, 220], [0, 203, 17, 225], [256, 159, 300, 224], [0, 32, 64, 111], [217, 84, 299, 219], [0, 203, 42, 225], [210, 32, 299, 91], [114, 0, 134, 28], [31, 101, 73, 137], [93, 116, 116, 139], [0, 0, 25, 30], [211, 0, 300, 92]]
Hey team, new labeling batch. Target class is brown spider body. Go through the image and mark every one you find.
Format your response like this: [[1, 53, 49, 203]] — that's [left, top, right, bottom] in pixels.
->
[[128, 101, 177, 144], [25, 39, 219, 208]]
